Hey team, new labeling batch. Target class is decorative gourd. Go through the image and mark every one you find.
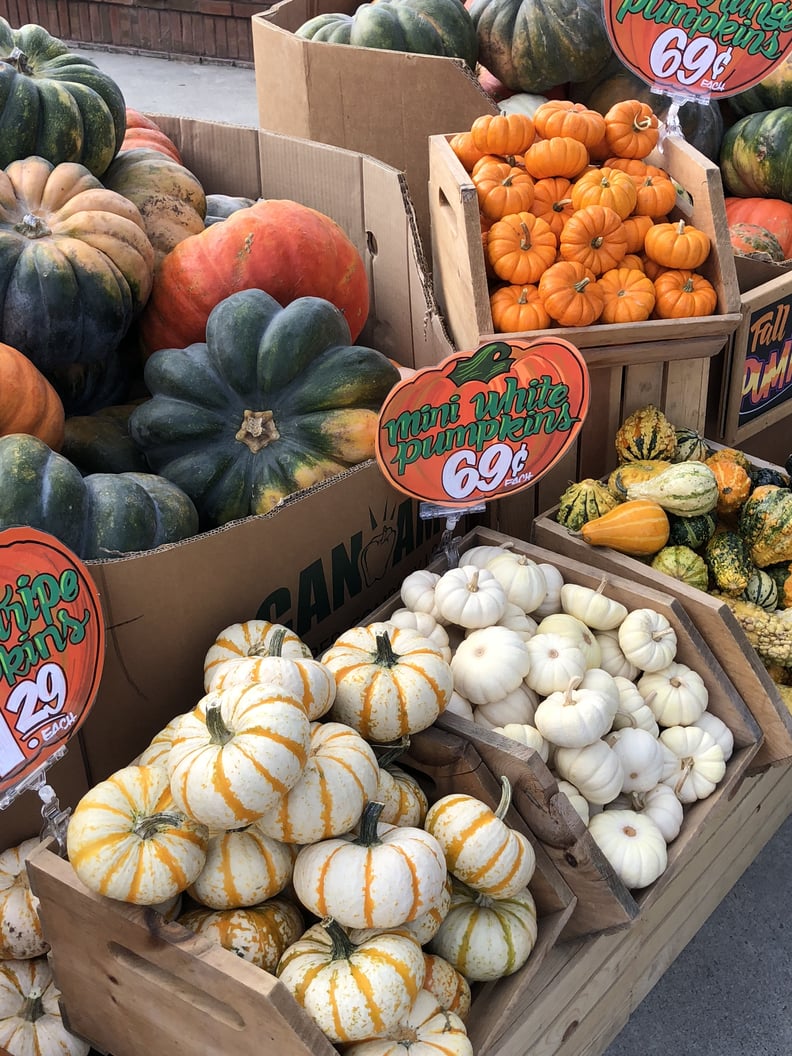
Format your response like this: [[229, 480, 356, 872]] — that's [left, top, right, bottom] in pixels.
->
[[610, 784, 684, 842], [424, 778, 536, 898], [712, 594, 792, 667], [428, 877, 538, 982], [0, 955, 90, 1056], [295, 0, 479, 67], [452, 625, 532, 706], [704, 530, 754, 595], [611, 676, 659, 735], [749, 465, 790, 489], [556, 477, 618, 530], [421, 953, 472, 1021], [738, 486, 792, 567], [179, 899, 304, 971], [434, 564, 508, 627], [650, 545, 709, 591], [0, 17, 125, 175], [468, 0, 613, 93], [672, 427, 709, 463], [720, 107, 792, 202], [659, 725, 726, 803], [617, 608, 678, 672], [292, 800, 448, 928], [186, 823, 294, 909], [534, 675, 617, 747], [667, 510, 717, 549], [742, 569, 779, 611], [607, 459, 672, 499], [523, 633, 587, 696], [624, 461, 719, 517], [255, 720, 380, 844], [131, 289, 398, 527], [0, 839, 47, 959], [604, 728, 665, 793], [277, 918, 426, 1043], [707, 457, 752, 516], [323, 623, 453, 741], [120, 109, 183, 162], [580, 500, 670, 557], [588, 809, 667, 888], [0, 156, 154, 371], [553, 738, 624, 804], [485, 551, 547, 613], [167, 684, 311, 830], [138, 198, 370, 356], [102, 147, 207, 268], [66, 764, 210, 904], [343, 988, 474, 1056], [560, 580, 628, 631], [614, 405, 677, 463], [0, 344, 65, 450], [765, 561, 792, 608]]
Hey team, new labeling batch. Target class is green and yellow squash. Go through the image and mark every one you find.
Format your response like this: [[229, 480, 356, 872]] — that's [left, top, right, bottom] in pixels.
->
[[0, 17, 126, 175], [614, 405, 677, 464], [739, 485, 792, 567], [666, 510, 717, 549], [129, 288, 400, 528], [650, 545, 709, 591], [704, 530, 754, 596], [625, 461, 719, 517], [556, 477, 618, 531]]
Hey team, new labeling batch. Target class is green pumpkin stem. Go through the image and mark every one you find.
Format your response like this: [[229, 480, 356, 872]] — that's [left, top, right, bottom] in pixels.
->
[[133, 811, 186, 840], [15, 213, 51, 239], [372, 735, 410, 770], [20, 989, 45, 1023], [374, 631, 399, 668], [494, 774, 513, 821], [235, 408, 280, 453], [321, 917, 356, 960], [268, 626, 288, 658], [7, 47, 33, 75], [355, 800, 385, 846], [205, 701, 233, 746]]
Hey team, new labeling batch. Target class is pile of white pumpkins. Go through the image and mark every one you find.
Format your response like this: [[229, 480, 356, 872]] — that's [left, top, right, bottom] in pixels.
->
[[0, 538, 734, 1056]]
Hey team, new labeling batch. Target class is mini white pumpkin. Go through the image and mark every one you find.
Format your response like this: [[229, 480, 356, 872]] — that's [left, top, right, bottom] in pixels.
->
[[187, 823, 294, 909], [553, 739, 624, 805], [608, 784, 684, 842], [637, 662, 708, 727], [445, 691, 475, 721], [534, 676, 616, 748], [493, 723, 550, 761], [692, 711, 734, 761], [421, 952, 472, 1021], [394, 874, 454, 945], [560, 580, 628, 630], [524, 633, 587, 696], [387, 608, 452, 662], [434, 565, 508, 628], [472, 682, 538, 729], [400, 569, 441, 614], [451, 626, 531, 706], [485, 551, 547, 613], [659, 726, 726, 803], [533, 562, 565, 619], [460, 542, 514, 568], [605, 728, 665, 793], [594, 630, 640, 680], [578, 667, 621, 712], [343, 986, 474, 1056], [535, 613, 601, 669], [556, 779, 590, 825], [495, 601, 538, 640], [617, 609, 678, 672], [588, 809, 668, 888], [611, 676, 660, 736]]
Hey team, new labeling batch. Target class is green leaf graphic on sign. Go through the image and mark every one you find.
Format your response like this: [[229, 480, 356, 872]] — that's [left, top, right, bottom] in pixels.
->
[[448, 342, 514, 386]]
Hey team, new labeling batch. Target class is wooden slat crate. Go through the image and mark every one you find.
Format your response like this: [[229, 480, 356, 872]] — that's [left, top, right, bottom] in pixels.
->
[[531, 448, 792, 770], [366, 527, 763, 940], [27, 723, 575, 1056]]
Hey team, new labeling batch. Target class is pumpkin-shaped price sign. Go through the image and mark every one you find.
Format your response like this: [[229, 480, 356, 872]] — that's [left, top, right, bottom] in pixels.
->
[[376, 338, 589, 507], [0, 527, 104, 798], [603, 0, 792, 99]]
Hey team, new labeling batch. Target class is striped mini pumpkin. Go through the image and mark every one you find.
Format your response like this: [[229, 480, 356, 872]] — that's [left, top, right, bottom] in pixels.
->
[[178, 898, 303, 971], [187, 823, 295, 909], [203, 619, 311, 688], [0, 839, 48, 959], [205, 652, 336, 721]]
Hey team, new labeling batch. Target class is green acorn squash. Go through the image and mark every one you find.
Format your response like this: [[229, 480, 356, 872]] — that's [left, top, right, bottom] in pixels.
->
[[296, 0, 479, 67], [129, 288, 400, 528], [62, 403, 149, 476], [720, 107, 792, 203], [0, 18, 126, 176], [0, 433, 198, 558], [469, 0, 611, 93]]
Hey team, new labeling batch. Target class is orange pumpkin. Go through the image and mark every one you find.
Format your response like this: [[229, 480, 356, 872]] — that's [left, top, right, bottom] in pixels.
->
[[653, 269, 718, 318], [538, 260, 604, 327], [622, 213, 654, 254], [470, 113, 536, 156], [559, 204, 628, 275], [622, 252, 646, 270], [603, 100, 660, 158], [532, 100, 607, 149], [473, 161, 535, 220], [486, 211, 557, 284], [597, 267, 656, 324], [489, 283, 551, 332], [0, 343, 65, 449], [121, 109, 183, 163], [530, 176, 574, 237], [644, 219, 711, 269], [450, 131, 488, 172], [472, 152, 526, 176], [632, 170, 678, 218], [571, 166, 637, 219], [523, 136, 590, 180]]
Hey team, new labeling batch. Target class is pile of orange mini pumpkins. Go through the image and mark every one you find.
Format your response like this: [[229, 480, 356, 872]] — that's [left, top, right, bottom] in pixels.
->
[[449, 100, 720, 333]]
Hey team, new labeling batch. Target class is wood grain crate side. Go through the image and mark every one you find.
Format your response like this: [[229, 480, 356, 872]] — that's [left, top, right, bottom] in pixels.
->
[[531, 446, 792, 770], [427, 132, 742, 356]]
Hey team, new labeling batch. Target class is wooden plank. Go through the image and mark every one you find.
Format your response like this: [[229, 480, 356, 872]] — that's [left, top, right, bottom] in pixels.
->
[[620, 361, 665, 416], [576, 366, 623, 482], [662, 356, 712, 433]]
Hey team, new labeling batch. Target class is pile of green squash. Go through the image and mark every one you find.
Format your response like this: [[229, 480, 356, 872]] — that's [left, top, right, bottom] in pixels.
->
[[0, 17, 400, 559]]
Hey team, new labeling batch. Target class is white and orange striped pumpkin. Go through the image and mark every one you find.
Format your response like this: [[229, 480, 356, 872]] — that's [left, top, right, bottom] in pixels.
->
[[322, 623, 453, 742], [256, 721, 380, 845], [342, 988, 473, 1056], [423, 778, 536, 899], [393, 872, 453, 945], [429, 878, 538, 982], [167, 683, 311, 830], [292, 801, 448, 929], [0, 956, 90, 1056], [203, 619, 311, 688], [178, 898, 303, 972], [187, 823, 294, 909], [66, 764, 209, 905], [421, 953, 472, 1021], [276, 918, 425, 1044], [376, 761, 429, 827], [0, 839, 48, 959], [135, 713, 185, 768], [206, 652, 336, 721]]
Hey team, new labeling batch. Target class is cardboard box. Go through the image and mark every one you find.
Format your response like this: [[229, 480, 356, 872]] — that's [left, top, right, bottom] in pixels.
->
[[251, 1, 497, 250], [708, 255, 792, 445]]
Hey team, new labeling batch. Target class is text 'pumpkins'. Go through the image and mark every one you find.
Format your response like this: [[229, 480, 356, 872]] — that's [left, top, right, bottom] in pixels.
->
[[138, 198, 370, 356], [129, 288, 400, 527]]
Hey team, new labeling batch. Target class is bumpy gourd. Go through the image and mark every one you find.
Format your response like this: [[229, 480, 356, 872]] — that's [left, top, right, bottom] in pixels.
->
[[738, 486, 792, 567], [704, 530, 754, 596], [556, 477, 618, 530], [712, 594, 792, 667], [614, 405, 677, 463]]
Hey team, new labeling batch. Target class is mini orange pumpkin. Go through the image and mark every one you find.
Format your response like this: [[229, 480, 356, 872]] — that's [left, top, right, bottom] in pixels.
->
[[538, 260, 604, 327], [530, 176, 574, 237], [571, 166, 637, 219], [470, 113, 536, 156], [633, 170, 678, 218], [489, 283, 551, 332], [487, 211, 557, 285], [559, 204, 628, 275], [622, 213, 654, 254], [603, 100, 660, 159], [0, 343, 65, 450], [653, 269, 718, 318], [450, 131, 487, 172], [473, 161, 535, 220], [532, 100, 607, 150], [523, 136, 590, 180], [644, 219, 711, 269], [597, 267, 656, 324]]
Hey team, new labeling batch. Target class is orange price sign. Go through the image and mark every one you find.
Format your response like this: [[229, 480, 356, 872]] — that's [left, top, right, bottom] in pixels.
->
[[603, 0, 792, 99], [0, 528, 104, 798], [376, 338, 590, 507]]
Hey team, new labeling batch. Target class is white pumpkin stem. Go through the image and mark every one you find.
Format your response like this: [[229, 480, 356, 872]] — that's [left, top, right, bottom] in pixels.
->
[[205, 702, 233, 746], [652, 627, 676, 641], [595, 578, 608, 596], [674, 758, 694, 797], [355, 800, 386, 845], [466, 569, 481, 592], [20, 989, 45, 1023], [563, 676, 583, 705], [494, 775, 513, 821], [374, 632, 400, 668]]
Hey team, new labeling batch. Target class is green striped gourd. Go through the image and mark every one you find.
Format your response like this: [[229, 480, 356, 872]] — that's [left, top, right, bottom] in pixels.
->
[[742, 569, 779, 611], [556, 478, 618, 530], [625, 461, 719, 517], [650, 545, 709, 591]]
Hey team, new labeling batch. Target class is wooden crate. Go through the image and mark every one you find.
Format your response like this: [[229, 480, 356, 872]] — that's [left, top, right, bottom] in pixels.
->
[[531, 449, 792, 771], [27, 723, 575, 1056], [367, 527, 763, 940]]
